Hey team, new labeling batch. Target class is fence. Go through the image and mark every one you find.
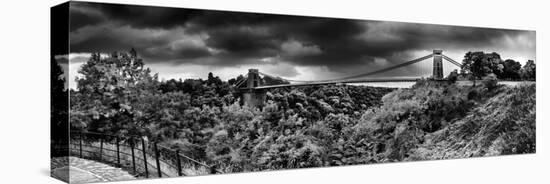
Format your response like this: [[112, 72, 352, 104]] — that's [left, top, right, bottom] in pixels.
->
[[66, 131, 222, 178]]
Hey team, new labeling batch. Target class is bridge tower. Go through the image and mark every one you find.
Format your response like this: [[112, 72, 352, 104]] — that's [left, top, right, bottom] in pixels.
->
[[246, 69, 262, 88], [433, 50, 444, 79], [242, 69, 266, 108]]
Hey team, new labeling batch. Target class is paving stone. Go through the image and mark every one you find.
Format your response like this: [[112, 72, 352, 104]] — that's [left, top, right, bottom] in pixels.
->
[[51, 157, 136, 183]]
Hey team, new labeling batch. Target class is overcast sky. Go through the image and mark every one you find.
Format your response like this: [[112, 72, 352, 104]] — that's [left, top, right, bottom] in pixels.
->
[[58, 2, 536, 89]]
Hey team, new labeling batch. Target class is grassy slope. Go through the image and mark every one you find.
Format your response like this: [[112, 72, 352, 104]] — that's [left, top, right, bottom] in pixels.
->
[[411, 83, 536, 160], [355, 81, 536, 162]]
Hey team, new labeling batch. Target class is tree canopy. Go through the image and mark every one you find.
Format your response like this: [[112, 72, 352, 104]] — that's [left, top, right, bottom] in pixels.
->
[[461, 51, 535, 82], [71, 50, 160, 137], [521, 60, 536, 81], [51, 56, 68, 141]]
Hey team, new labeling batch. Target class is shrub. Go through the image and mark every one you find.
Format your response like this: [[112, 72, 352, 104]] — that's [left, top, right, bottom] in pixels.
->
[[482, 73, 498, 91]]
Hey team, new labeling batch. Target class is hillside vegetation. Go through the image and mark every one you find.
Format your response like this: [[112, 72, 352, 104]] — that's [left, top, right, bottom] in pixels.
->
[[65, 51, 536, 174], [191, 80, 535, 172], [354, 81, 535, 163]]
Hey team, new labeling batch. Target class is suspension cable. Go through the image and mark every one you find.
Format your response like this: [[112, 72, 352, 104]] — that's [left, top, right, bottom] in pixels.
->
[[259, 54, 434, 83], [234, 73, 249, 87], [442, 54, 462, 68]]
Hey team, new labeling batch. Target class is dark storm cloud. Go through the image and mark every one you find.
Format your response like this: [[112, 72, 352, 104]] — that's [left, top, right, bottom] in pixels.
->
[[364, 22, 520, 52], [188, 14, 371, 66], [70, 31, 129, 53], [69, 3, 105, 31], [68, 1, 535, 74], [70, 1, 201, 29], [204, 26, 280, 57], [69, 27, 214, 63]]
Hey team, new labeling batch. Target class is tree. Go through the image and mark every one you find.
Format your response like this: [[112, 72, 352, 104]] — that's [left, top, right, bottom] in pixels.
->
[[501, 59, 522, 80], [482, 73, 498, 91], [461, 51, 502, 86], [71, 49, 160, 137], [159, 79, 181, 93], [485, 52, 504, 76], [521, 60, 536, 81], [447, 69, 459, 83], [207, 72, 223, 86], [51, 56, 68, 142]]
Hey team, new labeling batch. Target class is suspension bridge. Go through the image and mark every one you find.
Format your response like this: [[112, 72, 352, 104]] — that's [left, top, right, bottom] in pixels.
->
[[234, 50, 462, 107]]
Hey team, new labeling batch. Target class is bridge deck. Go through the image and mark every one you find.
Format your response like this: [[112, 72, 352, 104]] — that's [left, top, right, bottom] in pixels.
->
[[252, 77, 421, 89]]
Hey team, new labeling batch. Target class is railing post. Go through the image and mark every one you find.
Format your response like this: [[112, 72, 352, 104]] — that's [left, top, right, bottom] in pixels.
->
[[99, 137, 104, 161], [141, 138, 149, 178], [154, 143, 162, 178], [79, 132, 83, 158], [116, 136, 121, 167], [130, 140, 136, 175], [175, 150, 182, 176], [210, 164, 218, 174]]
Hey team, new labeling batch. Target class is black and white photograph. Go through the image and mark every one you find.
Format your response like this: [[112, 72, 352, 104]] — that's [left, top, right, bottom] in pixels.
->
[[48, 1, 536, 183]]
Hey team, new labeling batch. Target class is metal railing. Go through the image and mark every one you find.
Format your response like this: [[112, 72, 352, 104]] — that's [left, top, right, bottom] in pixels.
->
[[66, 131, 222, 178]]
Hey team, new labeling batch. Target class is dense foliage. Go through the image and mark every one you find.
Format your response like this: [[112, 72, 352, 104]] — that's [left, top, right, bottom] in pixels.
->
[[461, 51, 536, 82], [69, 50, 536, 173], [51, 56, 68, 142], [354, 80, 535, 162], [70, 50, 160, 138]]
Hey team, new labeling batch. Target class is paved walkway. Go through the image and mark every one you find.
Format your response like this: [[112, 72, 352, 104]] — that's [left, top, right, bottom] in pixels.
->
[[456, 80, 535, 87], [51, 157, 136, 184]]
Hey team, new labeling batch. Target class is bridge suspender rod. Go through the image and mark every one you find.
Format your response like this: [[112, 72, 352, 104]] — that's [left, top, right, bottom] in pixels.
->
[[259, 54, 434, 83]]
